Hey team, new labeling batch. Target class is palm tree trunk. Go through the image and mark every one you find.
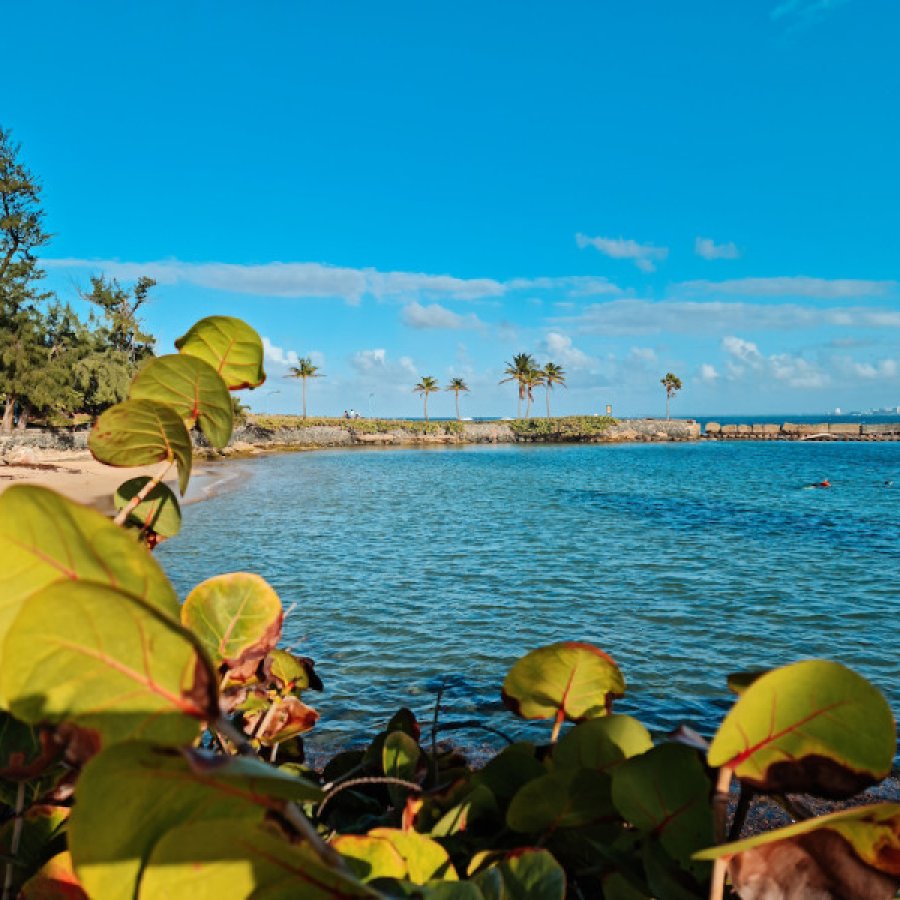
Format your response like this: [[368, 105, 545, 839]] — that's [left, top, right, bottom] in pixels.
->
[[546, 387, 551, 418], [424, 394, 429, 423], [455, 391, 460, 421], [665, 393, 670, 420], [516, 388, 522, 419], [525, 393, 532, 419], [302, 378, 307, 420]]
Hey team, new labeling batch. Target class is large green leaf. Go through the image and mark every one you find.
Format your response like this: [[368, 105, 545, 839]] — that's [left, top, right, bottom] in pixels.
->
[[695, 804, 900, 899], [114, 476, 182, 538], [174, 315, 266, 390], [501, 642, 625, 723], [552, 714, 652, 772], [507, 768, 613, 834], [694, 802, 900, 875], [89, 398, 193, 494], [181, 572, 283, 676], [473, 742, 544, 803], [333, 834, 408, 883], [708, 660, 896, 797], [611, 743, 713, 873], [1, 582, 215, 747], [20, 852, 87, 899], [471, 849, 566, 900], [129, 354, 233, 448], [0, 485, 179, 653], [69, 742, 323, 900], [140, 820, 373, 898], [360, 829, 457, 884]]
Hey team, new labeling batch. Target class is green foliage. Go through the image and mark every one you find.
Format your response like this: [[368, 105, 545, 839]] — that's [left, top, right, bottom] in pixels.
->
[[0, 313, 897, 900], [509, 415, 617, 438], [250, 413, 466, 435], [175, 315, 266, 390]]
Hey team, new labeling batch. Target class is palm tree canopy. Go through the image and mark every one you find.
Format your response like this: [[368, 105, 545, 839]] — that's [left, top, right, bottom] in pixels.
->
[[542, 362, 567, 388], [286, 357, 324, 379], [499, 352, 536, 384], [413, 376, 441, 394], [446, 377, 469, 392], [661, 372, 682, 393]]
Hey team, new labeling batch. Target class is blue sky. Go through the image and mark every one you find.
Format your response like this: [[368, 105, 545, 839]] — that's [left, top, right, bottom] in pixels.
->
[[6, 0, 900, 416]]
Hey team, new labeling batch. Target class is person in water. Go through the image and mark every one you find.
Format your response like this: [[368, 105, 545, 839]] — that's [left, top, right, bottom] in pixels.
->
[[807, 478, 831, 488]]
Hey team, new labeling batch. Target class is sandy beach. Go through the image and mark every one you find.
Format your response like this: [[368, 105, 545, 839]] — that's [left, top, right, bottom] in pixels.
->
[[0, 448, 190, 512]]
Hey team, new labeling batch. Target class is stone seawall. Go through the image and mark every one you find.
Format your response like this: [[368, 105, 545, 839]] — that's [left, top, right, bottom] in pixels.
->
[[704, 422, 900, 440], [1, 418, 701, 460]]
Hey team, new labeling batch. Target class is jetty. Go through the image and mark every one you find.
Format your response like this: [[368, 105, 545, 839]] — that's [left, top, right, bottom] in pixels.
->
[[703, 422, 900, 441]]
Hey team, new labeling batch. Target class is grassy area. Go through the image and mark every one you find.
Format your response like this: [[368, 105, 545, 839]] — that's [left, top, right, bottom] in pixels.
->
[[246, 415, 465, 435], [508, 415, 617, 437]]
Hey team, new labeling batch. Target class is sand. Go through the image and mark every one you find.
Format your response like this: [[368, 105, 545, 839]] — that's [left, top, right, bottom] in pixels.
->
[[0, 449, 185, 512]]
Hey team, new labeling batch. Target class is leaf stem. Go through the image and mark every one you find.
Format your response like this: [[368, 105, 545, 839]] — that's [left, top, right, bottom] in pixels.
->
[[113, 460, 174, 527], [709, 766, 733, 900], [2, 781, 26, 900], [318, 776, 424, 819]]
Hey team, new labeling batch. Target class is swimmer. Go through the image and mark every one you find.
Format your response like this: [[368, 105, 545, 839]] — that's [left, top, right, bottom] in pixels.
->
[[804, 479, 831, 489]]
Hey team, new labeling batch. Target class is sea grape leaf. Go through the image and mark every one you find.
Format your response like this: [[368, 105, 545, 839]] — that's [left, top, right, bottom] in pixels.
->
[[266, 648, 323, 693], [181, 572, 283, 676], [364, 828, 458, 884], [552, 714, 653, 772], [245, 696, 319, 745], [640, 839, 708, 900], [473, 742, 544, 803], [708, 659, 896, 797], [114, 476, 182, 538], [611, 743, 713, 874], [471, 849, 566, 900], [0, 485, 179, 651], [89, 398, 193, 494], [20, 852, 88, 900], [694, 802, 900, 877], [333, 834, 408, 882], [69, 742, 321, 900], [174, 315, 266, 391], [1, 582, 215, 747], [139, 820, 374, 899], [384, 730, 421, 808], [431, 785, 499, 837], [129, 354, 233, 448], [507, 768, 613, 834], [601, 871, 653, 900], [501, 642, 625, 722], [421, 883, 485, 899]]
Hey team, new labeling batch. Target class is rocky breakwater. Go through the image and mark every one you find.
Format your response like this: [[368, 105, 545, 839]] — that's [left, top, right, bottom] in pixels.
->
[[704, 422, 900, 441]]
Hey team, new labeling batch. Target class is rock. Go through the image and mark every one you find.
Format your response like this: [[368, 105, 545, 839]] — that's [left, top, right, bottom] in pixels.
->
[[2, 447, 41, 466], [705, 422, 721, 434]]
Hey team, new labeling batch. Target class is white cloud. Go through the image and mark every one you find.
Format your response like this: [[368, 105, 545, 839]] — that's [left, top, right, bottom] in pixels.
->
[[556, 298, 900, 336], [575, 234, 669, 272], [695, 237, 740, 260], [676, 276, 895, 299], [262, 337, 299, 367], [45, 257, 625, 305], [722, 336, 827, 389], [629, 346, 657, 363], [540, 331, 596, 369], [401, 301, 485, 331], [350, 348, 418, 382], [698, 363, 719, 383]]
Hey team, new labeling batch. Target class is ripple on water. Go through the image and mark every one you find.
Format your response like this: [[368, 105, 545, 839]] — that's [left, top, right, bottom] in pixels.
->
[[157, 442, 900, 754]]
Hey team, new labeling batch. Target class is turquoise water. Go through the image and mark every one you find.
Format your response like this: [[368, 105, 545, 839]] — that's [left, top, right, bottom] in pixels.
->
[[158, 442, 900, 756]]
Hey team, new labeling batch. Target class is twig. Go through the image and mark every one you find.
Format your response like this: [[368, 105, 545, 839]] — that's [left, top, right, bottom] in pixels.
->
[[318, 776, 424, 819], [550, 709, 565, 744], [727, 784, 754, 841], [709, 767, 733, 900], [430, 679, 445, 786], [113, 460, 174, 527], [2, 781, 25, 900]]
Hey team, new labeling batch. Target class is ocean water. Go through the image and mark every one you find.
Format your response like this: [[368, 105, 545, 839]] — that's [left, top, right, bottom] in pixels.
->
[[158, 442, 900, 757]]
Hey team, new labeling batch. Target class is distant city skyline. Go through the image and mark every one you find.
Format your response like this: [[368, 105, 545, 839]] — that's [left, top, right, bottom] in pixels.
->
[[6, 0, 899, 416]]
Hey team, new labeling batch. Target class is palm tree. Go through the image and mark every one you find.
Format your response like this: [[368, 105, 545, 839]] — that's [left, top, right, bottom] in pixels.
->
[[446, 377, 469, 421], [285, 358, 324, 420], [542, 362, 566, 418], [522, 366, 545, 419], [500, 353, 536, 418], [660, 372, 682, 420], [413, 376, 440, 422]]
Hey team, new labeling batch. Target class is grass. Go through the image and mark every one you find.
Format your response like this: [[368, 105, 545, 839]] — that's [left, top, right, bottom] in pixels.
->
[[246, 415, 465, 435], [508, 415, 617, 437]]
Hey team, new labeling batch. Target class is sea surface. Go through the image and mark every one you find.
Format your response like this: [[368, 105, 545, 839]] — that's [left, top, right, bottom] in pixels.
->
[[158, 442, 900, 758]]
